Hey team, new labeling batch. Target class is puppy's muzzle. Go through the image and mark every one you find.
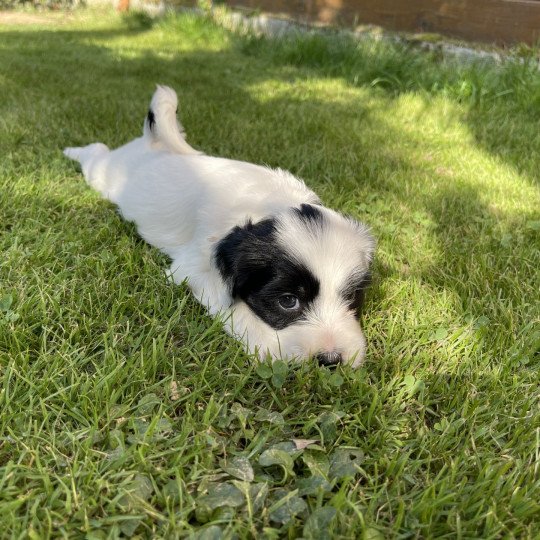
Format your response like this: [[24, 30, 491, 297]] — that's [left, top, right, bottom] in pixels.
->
[[316, 351, 342, 367]]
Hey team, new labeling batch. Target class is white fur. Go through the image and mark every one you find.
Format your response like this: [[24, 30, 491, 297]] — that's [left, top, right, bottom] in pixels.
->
[[64, 85, 375, 366]]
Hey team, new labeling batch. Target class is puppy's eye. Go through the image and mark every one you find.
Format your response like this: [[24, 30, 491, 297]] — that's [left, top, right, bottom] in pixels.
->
[[278, 294, 300, 311]]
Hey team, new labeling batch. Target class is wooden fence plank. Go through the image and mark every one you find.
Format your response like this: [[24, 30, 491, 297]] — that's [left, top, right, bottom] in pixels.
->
[[226, 0, 540, 45]]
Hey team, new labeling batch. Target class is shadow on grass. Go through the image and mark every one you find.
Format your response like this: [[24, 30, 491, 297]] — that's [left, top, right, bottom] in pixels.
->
[[1, 17, 537, 369], [239, 31, 540, 185]]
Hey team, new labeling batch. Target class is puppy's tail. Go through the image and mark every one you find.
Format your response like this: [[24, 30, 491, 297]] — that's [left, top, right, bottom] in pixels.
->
[[143, 85, 201, 155]]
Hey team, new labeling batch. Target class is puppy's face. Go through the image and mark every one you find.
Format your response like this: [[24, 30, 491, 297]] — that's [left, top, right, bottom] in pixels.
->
[[216, 204, 375, 366]]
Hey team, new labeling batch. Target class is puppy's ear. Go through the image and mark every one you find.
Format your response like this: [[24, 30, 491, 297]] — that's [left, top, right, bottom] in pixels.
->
[[350, 218, 376, 269], [215, 218, 277, 299]]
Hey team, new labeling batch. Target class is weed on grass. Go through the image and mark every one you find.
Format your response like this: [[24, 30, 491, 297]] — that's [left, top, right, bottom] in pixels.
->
[[0, 8, 539, 538]]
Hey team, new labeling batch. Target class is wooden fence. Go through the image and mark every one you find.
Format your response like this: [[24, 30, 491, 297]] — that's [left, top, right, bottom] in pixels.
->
[[224, 0, 540, 45]]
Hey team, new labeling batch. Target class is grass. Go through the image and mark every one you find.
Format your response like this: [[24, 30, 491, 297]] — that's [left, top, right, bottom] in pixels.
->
[[0, 7, 539, 538]]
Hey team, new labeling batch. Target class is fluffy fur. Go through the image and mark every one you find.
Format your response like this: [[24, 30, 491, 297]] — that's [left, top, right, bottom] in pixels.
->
[[64, 85, 375, 367]]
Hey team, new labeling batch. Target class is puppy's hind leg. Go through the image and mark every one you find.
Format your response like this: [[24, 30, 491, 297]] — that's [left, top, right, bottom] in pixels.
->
[[64, 142, 108, 164], [64, 143, 110, 195]]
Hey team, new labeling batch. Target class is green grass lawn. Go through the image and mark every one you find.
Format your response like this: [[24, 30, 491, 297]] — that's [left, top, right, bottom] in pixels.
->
[[1, 7, 539, 538]]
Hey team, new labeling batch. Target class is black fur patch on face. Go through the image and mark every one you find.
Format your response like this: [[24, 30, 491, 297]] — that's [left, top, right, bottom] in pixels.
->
[[341, 271, 372, 317], [215, 218, 320, 330], [147, 109, 156, 132], [293, 203, 323, 223]]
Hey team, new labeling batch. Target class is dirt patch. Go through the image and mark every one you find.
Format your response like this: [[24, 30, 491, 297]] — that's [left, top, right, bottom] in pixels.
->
[[0, 11, 74, 26]]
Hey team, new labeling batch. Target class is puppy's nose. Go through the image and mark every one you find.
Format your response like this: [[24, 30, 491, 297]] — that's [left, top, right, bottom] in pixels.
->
[[316, 351, 342, 367]]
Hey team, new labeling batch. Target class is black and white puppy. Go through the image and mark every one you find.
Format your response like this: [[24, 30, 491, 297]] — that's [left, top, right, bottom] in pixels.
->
[[64, 86, 375, 367]]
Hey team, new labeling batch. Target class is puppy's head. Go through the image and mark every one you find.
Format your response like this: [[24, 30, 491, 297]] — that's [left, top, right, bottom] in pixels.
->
[[215, 204, 375, 367]]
